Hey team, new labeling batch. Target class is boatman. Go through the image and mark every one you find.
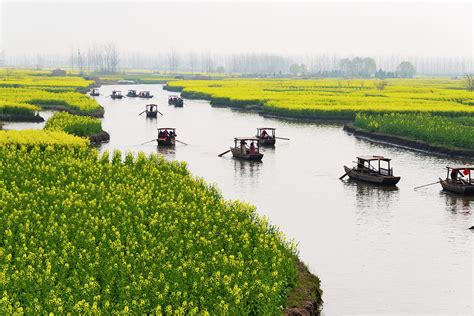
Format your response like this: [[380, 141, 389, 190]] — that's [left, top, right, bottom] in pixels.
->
[[451, 169, 459, 182]]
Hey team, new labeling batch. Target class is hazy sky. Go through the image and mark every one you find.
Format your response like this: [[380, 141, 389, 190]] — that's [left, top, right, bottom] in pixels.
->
[[1, 1, 472, 57]]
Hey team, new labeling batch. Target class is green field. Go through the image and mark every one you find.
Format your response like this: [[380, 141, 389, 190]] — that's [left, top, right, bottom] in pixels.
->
[[0, 129, 89, 147], [45, 112, 103, 137], [167, 78, 474, 119], [354, 113, 474, 150], [0, 70, 102, 119], [0, 146, 302, 314]]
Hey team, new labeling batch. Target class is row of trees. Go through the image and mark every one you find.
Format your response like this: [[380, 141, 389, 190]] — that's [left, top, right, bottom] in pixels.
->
[[290, 59, 416, 78], [2, 47, 472, 77], [70, 43, 119, 74]]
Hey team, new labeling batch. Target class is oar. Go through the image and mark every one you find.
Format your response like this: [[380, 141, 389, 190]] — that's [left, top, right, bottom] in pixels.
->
[[140, 139, 157, 145], [157, 110, 164, 116], [414, 181, 440, 190], [275, 136, 290, 140], [138, 110, 146, 115], [218, 149, 231, 157], [175, 139, 188, 145], [339, 167, 356, 180]]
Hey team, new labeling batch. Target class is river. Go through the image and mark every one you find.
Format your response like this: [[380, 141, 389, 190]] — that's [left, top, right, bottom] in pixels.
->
[[4, 84, 473, 315]]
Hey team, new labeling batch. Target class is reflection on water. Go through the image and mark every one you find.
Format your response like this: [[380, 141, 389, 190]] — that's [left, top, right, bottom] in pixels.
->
[[442, 191, 474, 214], [6, 84, 472, 315], [343, 179, 400, 208], [233, 159, 262, 189], [156, 145, 176, 159], [2, 110, 55, 130]]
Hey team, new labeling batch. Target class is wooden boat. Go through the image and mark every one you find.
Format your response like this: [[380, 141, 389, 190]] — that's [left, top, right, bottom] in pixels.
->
[[168, 95, 183, 107], [110, 90, 124, 99], [157, 128, 176, 146], [230, 137, 263, 161], [145, 104, 158, 118], [256, 127, 276, 146], [138, 91, 153, 98], [439, 166, 474, 195], [89, 88, 100, 96], [343, 155, 400, 185], [127, 89, 138, 97]]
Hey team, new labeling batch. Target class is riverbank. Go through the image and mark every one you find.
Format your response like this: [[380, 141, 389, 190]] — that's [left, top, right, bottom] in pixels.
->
[[284, 260, 323, 315], [89, 130, 110, 144], [40, 104, 104, 118], [344, 123, 474, 158], [0, 113, 44, 122]]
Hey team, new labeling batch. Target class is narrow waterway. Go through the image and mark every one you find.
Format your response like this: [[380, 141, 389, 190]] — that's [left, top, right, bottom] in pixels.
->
[[7, 84, 473, 315]]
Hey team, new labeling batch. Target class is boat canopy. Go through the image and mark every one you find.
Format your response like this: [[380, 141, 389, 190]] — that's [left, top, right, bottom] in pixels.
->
[[446, 166, 474, 171], [257, 127, 276, 130], [234, 137, 259, 141], [357, 155, 391, 162], [157, 127, 176, 131], [146, 103, 158, 108], [128, 89, 136, 92]]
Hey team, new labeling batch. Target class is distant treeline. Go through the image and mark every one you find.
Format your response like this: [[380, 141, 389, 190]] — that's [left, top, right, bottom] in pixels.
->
[[1, 46, 472, 77]]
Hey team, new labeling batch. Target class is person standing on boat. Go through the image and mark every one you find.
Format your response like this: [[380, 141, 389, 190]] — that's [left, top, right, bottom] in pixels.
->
[[240, 140, 248, 154], [250, 142, 256, 154], [261, 130, 268, 138], [451, 169, 459, 183]]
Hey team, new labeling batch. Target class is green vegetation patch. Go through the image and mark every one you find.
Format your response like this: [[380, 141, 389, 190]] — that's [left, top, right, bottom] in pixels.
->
[[0, 147, 300, 314], [354, 113, 474, 150], [45, 112, 103, 137], [0, 87, 103, 117], [0, 130, 89, 147], [167, 78, 474, 119]]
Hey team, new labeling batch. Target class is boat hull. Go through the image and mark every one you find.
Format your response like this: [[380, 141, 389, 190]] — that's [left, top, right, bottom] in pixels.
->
[[231, 147, 263, 161], [257, 137, 276, 146], [110, 95, 123, 99], [139, 96, 154, 99], [344, 166, 400, 185], [146, 111, 157, 118], [89, 93, 99, 97], [157, 138, 175, 146], [440, 178, 474, 195]]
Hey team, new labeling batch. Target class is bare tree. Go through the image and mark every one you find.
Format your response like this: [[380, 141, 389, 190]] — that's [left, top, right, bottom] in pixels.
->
[[108, 43, 119, 73], [167, 48, 179, 73], [69, 46, 75, 71], [187, 52, 197, 74], [3, 68, 15, 81], [77, 49, 84, 75], [0, 50, 5, 67], [375, 80, 388, 91], [35, 54, 43, 69], [464, 74, 474, 92]]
